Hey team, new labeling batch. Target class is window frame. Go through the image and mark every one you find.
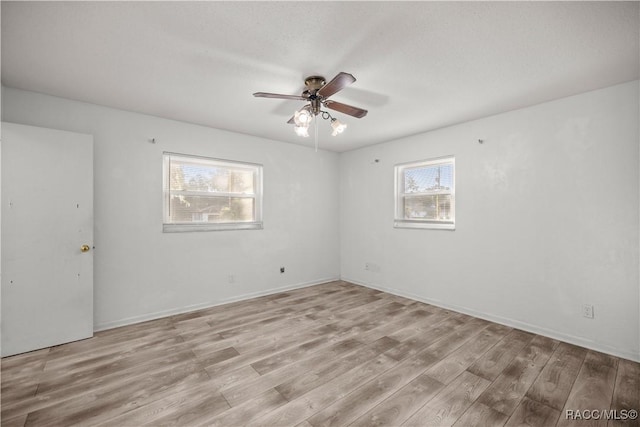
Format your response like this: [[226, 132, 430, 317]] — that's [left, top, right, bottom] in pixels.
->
[[394, 156, 455, 230], [162, 152, 263, 232]]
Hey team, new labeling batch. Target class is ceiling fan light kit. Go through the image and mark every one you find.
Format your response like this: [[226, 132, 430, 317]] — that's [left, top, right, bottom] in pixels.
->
[[330, 118, 347, 136], [253, 72, 368, 146], [294, 124, 310, 138], [293, 107, 312, 127]]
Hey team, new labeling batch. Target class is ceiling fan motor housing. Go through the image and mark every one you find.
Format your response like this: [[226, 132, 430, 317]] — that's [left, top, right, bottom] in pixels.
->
[[303, 76, 326, 115], [304, 76, 326, 91]]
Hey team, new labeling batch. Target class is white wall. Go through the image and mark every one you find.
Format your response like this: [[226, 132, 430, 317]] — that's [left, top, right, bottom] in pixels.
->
[[340, 81, 640, 361], [3, 82, 639, 361], [1, 87, 341, 330]]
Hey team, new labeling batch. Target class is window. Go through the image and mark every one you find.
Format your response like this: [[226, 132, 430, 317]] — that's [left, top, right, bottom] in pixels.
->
[[394, 156, 455, 230], [163, 153, 263, 232]]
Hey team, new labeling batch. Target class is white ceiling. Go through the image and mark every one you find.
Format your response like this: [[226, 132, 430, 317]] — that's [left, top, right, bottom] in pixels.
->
[[2, 1, 638, 152]]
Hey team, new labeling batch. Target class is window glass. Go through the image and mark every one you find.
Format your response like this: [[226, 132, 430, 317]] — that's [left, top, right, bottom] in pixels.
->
[[163, 153, 263, 232], [395, 156, 455, 230]]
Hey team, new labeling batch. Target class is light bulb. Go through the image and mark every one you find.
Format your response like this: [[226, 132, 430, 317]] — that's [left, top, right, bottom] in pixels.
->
[[294, 109, 312, 126], [331, 119, 347, 136], [294, 125, 309, 137]]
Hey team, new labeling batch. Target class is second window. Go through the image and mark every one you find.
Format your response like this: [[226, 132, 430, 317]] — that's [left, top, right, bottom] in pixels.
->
[[394, 156, 455, 230]]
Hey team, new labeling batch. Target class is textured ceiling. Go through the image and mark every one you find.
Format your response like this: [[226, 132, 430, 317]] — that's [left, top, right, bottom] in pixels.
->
[[2, 1, 638, 152]]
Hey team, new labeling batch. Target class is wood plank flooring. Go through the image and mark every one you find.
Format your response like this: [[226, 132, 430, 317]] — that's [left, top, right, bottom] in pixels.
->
[[2, 281, 639, 426]]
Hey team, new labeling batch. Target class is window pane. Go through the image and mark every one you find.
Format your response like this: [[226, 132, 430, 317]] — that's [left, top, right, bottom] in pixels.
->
[[169, 162, 187, 191], [170, 160, 255, 194], [404, 163, 453, 193], [169, 195, 255, 223], [395, 156, 455, 230], [164, 153, 263, 231], [403, 194, 453, 220], [229, 169, 255, 193]]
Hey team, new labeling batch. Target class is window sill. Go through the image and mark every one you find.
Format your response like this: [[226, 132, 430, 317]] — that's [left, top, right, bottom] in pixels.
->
[[163, 222, 263, 233], [394, 220, 455, 230]]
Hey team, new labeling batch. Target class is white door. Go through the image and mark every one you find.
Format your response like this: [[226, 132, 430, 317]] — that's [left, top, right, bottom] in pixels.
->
[[1, 122, 94, 357]]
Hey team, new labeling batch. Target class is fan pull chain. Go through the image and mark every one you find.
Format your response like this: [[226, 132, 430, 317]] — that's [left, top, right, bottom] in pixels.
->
[[314, 114, 319, 152]]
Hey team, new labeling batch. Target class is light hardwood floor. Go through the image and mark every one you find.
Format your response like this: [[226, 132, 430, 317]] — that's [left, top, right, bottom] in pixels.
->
[[2, 281, 638, 426]]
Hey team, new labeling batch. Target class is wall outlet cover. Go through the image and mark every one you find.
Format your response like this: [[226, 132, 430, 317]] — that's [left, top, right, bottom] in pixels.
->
[[583, 304, 594, 319]]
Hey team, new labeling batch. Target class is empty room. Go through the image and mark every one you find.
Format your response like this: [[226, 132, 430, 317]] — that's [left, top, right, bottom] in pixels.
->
[[1, 1, 639, 426]]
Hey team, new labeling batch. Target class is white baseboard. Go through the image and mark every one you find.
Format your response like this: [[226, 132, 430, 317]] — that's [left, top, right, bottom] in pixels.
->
[[343, 277, 640, 363], [94, 276, 340, 332]]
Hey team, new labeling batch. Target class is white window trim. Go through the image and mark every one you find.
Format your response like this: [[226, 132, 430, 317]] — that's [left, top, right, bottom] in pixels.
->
[[394, 156, 455, 230], [163, 152, 263, 232]]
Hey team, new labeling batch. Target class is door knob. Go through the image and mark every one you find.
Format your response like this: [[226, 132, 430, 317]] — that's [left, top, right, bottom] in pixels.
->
[[80, 244, 91, 253]]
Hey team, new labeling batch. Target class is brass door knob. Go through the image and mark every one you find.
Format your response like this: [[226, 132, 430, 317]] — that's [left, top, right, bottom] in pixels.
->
[[80, 244, 91, 253]]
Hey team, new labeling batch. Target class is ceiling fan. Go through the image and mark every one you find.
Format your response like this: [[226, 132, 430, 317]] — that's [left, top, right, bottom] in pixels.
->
[[253, 72, 368, 140]]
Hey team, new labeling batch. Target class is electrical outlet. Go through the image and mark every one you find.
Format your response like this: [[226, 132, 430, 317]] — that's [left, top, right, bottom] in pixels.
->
[[280, 267, 285, 273], [583, 304, 594, 319], [365, 262, 380, 273]]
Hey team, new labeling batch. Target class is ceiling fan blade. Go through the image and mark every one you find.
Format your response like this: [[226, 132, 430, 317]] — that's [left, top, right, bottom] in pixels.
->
[[317, 72, 356, 98], [324, 100, 368, 118], [253, 92, 308, 101], [287, 115, 295, 124]]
